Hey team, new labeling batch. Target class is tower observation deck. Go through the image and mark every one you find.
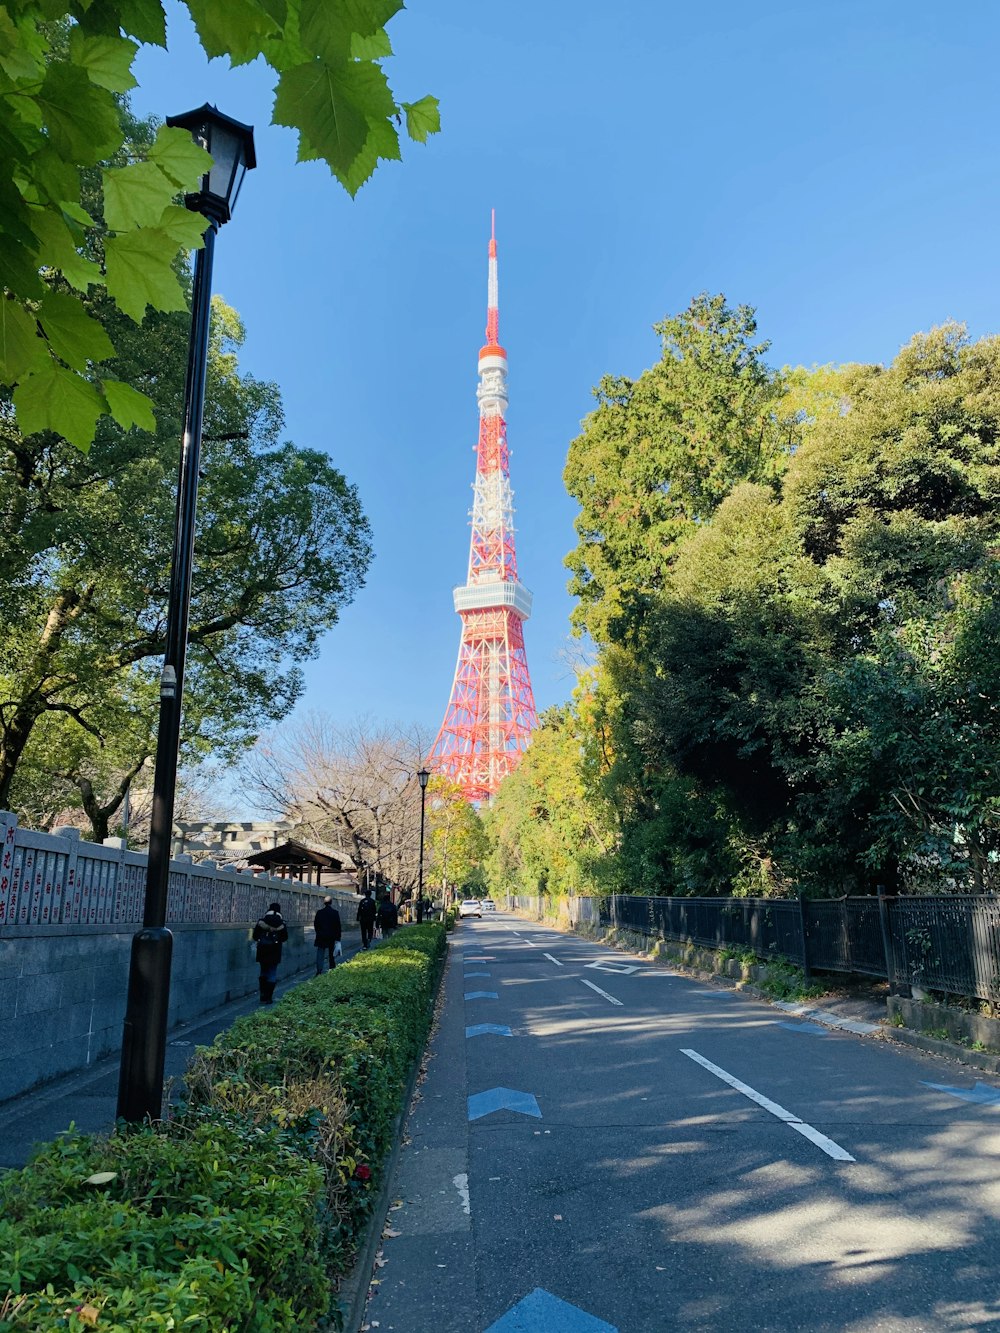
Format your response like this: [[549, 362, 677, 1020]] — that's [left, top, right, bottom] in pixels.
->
[[427, 214, 539, 802]]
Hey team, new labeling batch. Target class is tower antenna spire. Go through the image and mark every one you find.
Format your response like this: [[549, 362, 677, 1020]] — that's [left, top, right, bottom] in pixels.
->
[[427, 215, 538, 802]]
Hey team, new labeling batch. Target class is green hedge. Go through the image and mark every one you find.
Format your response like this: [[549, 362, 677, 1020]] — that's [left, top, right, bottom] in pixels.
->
[[0, 923, 446, 1332]]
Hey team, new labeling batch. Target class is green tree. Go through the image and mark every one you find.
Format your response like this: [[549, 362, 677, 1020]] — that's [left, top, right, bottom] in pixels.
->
[[1, 289, 373, 816], [0, 2, 439, 449], [426, 777, 487, 896], [484, 699, 615, 898], [600, 324, 1000, 895], [563, 293, 789, 645]]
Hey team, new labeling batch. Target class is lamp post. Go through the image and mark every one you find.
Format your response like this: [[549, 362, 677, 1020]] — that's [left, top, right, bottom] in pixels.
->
[[417, 767, 430, 923], [116, 105, 256, 1124]]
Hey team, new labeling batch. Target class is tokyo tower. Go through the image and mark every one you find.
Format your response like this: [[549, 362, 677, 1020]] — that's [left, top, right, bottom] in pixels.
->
[[428, 213, 538, 802]]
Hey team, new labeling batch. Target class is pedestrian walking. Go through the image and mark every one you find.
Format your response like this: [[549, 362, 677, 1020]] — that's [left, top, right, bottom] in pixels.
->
[[379, 893, 399, 940], [252, 901, 288, 1004], [313, 894, 342, 974], [357, 887, 377, 950]]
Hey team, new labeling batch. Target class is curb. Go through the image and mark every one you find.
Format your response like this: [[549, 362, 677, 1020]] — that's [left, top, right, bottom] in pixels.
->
[[336, 941, 450, 1333], [883, 1024, 1000, 1074]]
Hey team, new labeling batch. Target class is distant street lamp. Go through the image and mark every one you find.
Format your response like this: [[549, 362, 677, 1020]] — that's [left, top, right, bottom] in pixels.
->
[[116, 105, 256, 1124], [417, 767, 430, 923]]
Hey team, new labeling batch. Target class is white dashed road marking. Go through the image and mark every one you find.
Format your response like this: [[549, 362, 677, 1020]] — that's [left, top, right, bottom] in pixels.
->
[[581, 978, 624, 1007], [543, 953, 564, 966], [681, 1048, 855, 1162]]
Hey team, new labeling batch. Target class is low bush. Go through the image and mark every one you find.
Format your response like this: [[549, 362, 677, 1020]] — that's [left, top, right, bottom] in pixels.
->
[[0, 922, 446, 1332]]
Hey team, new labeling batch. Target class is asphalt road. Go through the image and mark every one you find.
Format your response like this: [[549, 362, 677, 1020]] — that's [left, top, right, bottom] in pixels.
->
[[364, 913, 1000, 1333]]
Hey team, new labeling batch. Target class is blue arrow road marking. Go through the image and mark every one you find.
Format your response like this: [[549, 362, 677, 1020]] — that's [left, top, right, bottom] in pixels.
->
[[779, 1021, 829, 1036], [468, 1087, 542, 1121], [465, 991, 499, 1000], [464, 970, 492, 977], [483, 1288, 618, 1333], [466, 1024, 513, 1038], [923, 1080, 1000, 1106]]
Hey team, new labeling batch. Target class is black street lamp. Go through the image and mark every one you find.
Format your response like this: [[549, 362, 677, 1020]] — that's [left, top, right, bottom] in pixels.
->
[[116, 105, 255, 1124], [417, 767, 430, 924]]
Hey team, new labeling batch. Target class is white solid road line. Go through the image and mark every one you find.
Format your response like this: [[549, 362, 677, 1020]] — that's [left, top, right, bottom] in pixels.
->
[[543, 953, 564, 966], [582, 978, 624, 1006], [681, 1049, 855, 1162]]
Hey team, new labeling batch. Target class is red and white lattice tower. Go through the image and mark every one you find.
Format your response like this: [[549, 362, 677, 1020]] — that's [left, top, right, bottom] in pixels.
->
[[428, 213, 538, 802]]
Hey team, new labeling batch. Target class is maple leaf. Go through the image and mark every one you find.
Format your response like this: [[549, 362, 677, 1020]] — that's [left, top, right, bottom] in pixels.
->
[[13, 359, 106, 451], [103, 379, 157, 432], [0, 298, 41, 380], [68, 30, 139, 93], [38, 290, 115, 370], [37, 64, 121, 165], [146, 124, 212, 190], [105, 228, 188, 323], [402, 96, 440, 145], [103, 161, 179, 232]]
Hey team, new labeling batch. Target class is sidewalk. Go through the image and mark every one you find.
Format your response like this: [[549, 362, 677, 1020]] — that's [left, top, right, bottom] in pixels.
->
[[0, 933, 364, 1172]]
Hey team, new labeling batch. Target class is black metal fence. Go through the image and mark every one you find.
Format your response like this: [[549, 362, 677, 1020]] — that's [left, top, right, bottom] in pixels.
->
[[508, 891, 1000, 1004]]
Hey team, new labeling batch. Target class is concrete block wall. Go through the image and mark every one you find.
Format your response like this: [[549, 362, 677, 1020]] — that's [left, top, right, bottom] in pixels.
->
[[0, 814, 362, 1104], [0, 915, 360, 1104]]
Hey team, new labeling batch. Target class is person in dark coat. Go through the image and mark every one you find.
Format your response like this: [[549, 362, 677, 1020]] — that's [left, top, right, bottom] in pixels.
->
[[357, 888, 377, 949], [252, 901, 288, 1003], [378, 893, 398, 940], [313, 895, 342, 973]]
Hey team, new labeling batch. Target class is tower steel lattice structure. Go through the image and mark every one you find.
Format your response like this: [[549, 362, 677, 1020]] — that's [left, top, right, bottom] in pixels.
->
[[428, 214, 538, 802]]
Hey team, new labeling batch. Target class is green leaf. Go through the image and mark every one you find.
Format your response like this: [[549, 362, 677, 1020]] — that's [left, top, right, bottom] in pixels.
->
[[146, 124, 211, 191], [0, 298, 43, 381], [402, 95, 440, 144], [351, 28, 392, 59], [117, 0, 168, 45], [37, 64, 123, 165], [13, 359, 106, 451], [184, 0, 281, 63], [299, 0, 402, 63], [39, 291, 115, 371], [273, 60, 370, 177], [0, 12, 44, 81], [32, 147, 82, 206], [103, 160, 178, 231], [341, 116, 401, 194], [30, 209, 101, 292], [155, 204, 209, 250], [103, 379, 157, 432], [0, 233, 44, 298], [104, 228, 188, 323], [68, 30, 139, 93]]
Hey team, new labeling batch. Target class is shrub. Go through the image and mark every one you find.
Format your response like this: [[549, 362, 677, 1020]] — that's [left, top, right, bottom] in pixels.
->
[[0, 923, 446, 1332]]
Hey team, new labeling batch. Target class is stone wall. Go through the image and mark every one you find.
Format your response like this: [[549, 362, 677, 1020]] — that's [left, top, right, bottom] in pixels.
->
[[0, 813, 363, 1103], [0, 913, 361, 1104]]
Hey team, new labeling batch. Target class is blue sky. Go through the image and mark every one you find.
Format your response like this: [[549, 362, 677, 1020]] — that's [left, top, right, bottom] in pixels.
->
[[132, 1, 1000, 787]]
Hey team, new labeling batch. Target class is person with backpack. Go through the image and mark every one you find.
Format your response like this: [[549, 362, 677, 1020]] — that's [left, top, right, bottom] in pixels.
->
[[252, 901, 288, 1004], [378, 892, 399, 940], [357, 887, 377, 950], [313, 895, 342, 973]]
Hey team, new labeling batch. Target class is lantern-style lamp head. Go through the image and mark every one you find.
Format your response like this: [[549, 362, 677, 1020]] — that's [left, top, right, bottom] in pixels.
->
[[417, 767, 430, 791], [165, 104, 256, 226]]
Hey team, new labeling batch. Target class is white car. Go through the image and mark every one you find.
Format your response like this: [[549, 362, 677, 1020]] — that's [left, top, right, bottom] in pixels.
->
[[459, 899, 482, 918], [481, 899, 496, 912]]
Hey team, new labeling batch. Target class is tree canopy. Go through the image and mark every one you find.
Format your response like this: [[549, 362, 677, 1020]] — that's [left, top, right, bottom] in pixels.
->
[[487, 309, 1000, 899], [1, 283, 373, 827], [563, 293, 789, 645]]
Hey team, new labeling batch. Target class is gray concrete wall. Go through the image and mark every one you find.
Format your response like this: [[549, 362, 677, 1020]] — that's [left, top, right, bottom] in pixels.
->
[[0, 916, 360, 1104]]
